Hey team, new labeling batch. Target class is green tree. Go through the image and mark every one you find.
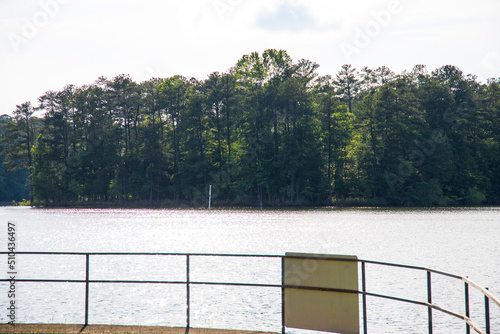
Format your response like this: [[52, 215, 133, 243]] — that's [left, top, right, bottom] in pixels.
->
[[315, 76, 353, 203], [107, 74, 141, 201], [7, 51, 500, 207], [1, 102, 40, 204], [335, 64, 359, 114], [30, 134, 64, 205], [356, 78, 425, 202], [158, 75, 189, 200], [179, 79, 211, 205], [0, 115, 30, 202]]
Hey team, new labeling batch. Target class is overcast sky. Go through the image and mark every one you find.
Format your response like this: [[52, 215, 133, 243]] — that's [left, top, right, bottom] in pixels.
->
[[1, 0, 499, 116]]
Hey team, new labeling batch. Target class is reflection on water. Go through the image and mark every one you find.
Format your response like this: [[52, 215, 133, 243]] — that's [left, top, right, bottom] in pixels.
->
[[0, 206, 498, 333]]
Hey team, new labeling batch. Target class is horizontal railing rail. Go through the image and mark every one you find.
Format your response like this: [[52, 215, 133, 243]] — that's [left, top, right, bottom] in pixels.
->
[[0, 252, 497, 334]]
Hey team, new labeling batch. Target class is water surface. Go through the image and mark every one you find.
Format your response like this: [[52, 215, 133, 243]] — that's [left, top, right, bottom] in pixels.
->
[[0, 206, 498, 333]]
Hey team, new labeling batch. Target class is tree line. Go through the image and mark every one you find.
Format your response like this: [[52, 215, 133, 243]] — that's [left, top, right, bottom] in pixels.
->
[[1, 49, 499, 206]]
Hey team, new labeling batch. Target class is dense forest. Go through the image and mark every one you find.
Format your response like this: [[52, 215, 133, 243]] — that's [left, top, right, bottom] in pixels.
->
[[1, 49, 499, 207]]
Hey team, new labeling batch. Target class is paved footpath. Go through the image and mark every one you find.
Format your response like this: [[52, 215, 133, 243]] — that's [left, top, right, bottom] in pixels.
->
[[0, 324, 275, 334]]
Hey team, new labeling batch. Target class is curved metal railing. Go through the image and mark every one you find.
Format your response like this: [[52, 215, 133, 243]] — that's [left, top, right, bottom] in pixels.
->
[[0, 252, 498, 333]]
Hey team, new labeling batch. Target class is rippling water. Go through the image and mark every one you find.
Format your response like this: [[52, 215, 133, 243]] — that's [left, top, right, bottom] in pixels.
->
[[0, 206, 499, 333]]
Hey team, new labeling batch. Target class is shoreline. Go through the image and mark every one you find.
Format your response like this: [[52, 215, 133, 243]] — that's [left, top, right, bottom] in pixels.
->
[[2, 201, 500, 210], [6, 197, 386, 209]]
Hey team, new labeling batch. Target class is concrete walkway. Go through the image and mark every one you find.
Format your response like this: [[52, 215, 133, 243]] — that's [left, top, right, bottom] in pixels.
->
[[0, 324, 275, 334]]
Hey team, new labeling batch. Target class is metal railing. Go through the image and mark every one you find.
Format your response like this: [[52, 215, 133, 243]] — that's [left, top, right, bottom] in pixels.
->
[[1, 252, 498, 334]]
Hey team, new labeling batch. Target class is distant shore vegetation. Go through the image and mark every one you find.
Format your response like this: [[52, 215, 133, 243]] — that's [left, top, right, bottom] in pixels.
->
[[1, 49, 499, 207]]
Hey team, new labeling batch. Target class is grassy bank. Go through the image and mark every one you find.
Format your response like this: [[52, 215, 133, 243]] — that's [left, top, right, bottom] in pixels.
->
[[0, 324, 273, 334]]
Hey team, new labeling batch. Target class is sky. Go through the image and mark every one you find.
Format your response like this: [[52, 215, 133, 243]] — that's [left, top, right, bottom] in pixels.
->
[[1, 0, 499, 116]]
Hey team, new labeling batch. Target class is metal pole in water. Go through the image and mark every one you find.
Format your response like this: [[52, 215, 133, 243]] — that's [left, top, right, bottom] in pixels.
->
[[281, 256, 285, 334], [427, 271, 433, 334], [362, 261, 368, 334], [485, 287, 490, 334], [465, 282, 470, 334], [208, 185, 212, 209], [85, 254, 90, 326], [186, 255, 190, 329]]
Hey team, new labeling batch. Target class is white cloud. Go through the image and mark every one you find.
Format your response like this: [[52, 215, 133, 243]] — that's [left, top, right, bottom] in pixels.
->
[[256, 1, 317, 32]]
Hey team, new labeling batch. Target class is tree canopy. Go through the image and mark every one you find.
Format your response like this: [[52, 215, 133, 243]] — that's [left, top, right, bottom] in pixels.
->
[[1, 50, 499, 207]]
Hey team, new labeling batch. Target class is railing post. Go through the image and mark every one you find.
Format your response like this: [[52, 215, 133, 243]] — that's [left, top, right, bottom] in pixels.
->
[[465, 281, 470, 334], [362, 261, 367, 334], [186, 255, 190, 329], [85, 254, 90, 326], [427, 271, 433, 334], [281, 256, 285, 334], [485, 288, 490, 334]]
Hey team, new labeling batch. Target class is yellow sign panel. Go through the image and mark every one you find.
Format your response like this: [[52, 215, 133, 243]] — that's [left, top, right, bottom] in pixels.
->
[[284, 253, 359, 334]]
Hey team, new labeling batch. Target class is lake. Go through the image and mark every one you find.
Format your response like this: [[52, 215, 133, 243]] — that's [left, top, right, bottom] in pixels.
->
[[0, 206, 499, 333]]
